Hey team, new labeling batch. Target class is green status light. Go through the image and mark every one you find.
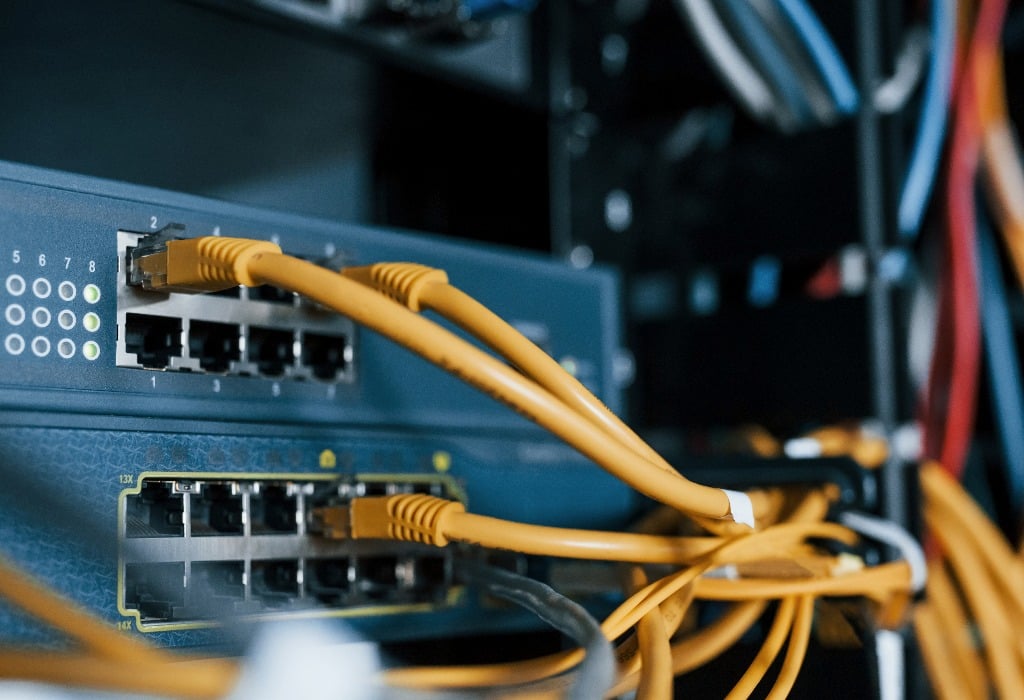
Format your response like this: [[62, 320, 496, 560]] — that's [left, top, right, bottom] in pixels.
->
[[83, 284, 101, 304], [83, 312, 101, 332], [82, 341, 100, 361]]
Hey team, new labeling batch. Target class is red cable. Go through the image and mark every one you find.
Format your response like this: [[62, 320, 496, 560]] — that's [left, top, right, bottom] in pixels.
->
[[922, 0, 1008, 479]]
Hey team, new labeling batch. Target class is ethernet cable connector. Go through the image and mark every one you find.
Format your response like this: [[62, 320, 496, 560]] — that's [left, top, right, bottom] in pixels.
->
[[127, 226, 281, 294]]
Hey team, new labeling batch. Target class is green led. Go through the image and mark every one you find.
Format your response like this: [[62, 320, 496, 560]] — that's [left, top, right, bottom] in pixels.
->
[[83, 284, 101, 304], [83, 312, 101, 332], [83, 340, 100, 361]]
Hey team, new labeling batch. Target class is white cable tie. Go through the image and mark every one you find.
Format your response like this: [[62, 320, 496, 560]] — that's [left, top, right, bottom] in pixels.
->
[[839, 511, 926, 593], [703, 564, 740, 580], [723, 489, 755, 528]]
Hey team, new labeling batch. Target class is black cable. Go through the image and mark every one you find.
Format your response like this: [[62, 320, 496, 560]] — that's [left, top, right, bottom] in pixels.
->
[[457, 560, 615, 700]]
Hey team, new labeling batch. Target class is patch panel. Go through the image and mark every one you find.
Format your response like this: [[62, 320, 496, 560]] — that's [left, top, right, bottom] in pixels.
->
[[116, 230, 356, 383], [119, 473, 462, 630]]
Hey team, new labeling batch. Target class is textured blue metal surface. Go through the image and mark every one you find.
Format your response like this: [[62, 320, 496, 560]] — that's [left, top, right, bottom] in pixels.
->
[[0, 162, 634, 646]]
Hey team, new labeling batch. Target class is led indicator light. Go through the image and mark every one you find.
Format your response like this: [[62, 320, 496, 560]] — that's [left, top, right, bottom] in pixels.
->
[[31, 336, 50, 357], [432, 451, 452, 473], [5, 334, 24, 355], [5, 275, 25, 296], [32, 278, 51, 299], [5, 304, 24, 326], [57, 339, 76, 359], [58, 310, 76, 330], [32, 307, 51, 328]]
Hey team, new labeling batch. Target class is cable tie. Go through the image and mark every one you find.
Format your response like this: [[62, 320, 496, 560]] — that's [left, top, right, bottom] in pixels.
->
[[839, 511, 926, 593], [722, 489, 755, 528], [703, 564, 739, 580]]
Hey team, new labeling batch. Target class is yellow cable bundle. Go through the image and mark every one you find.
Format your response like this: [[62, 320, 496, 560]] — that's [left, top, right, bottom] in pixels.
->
[[0, 238, 918, 698], [917, 463, 1024, 699]]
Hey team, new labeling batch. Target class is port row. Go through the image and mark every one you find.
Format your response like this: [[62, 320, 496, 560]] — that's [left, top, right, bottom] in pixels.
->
[[120, 475, 458, 627], [121, 313, 351, 381], [116, 230, 356, 383], [123, 553, 451, 623]]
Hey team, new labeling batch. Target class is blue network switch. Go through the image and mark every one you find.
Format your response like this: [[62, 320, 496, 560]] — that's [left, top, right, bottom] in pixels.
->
[[0, 162, 636, 647]]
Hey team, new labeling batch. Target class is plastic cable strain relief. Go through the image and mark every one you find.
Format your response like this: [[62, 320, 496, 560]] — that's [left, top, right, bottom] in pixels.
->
[[385, 494, 465, 546], [343, 263, 448, 312], [197, 237, 282, 287]]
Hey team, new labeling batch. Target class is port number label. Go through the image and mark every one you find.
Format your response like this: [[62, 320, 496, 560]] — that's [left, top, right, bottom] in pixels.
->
[[212, 378, 221, 393], [89, 260, 96, 273], [119, 474, 134, 484], [151, 376, 157, 389], [64, 257, 72, 270], [38, 254, 46, 267], [116, 621, 133, 632], [11, 250, 19, 264], [271, 382, 281, 397], [150, 216, 159, 229]]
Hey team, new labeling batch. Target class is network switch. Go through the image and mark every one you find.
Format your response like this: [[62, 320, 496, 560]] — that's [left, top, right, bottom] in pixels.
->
[[0, 162, 635, 647]]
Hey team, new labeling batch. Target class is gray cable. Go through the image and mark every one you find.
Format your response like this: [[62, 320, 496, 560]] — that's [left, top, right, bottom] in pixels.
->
[[458, 560, 615, 700], [673, 0, 787, 128]]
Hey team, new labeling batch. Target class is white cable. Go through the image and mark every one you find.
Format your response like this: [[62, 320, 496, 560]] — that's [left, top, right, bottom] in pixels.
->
[[839, 511, 926, 593], [673, 0, 783, 127], [875, 27, 930, 114]]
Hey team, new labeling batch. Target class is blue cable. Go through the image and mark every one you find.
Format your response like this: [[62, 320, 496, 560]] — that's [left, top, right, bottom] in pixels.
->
[[898, 0, 955, 238], [716, 0, 816, 127], [977, 211, 1024, 516], [774, 0, 859, 115]]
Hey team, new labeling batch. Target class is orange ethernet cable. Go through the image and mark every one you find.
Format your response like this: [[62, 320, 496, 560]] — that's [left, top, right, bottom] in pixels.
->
[[130, 237, 746, 524]]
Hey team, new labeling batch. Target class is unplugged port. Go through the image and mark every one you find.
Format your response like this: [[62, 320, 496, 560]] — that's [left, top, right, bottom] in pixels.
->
[[301, 332, 349, 381], [124, 562, 185, 621], [188, 321, 241, 373], [251, 485, 298, 534], [191, 483, 244, 536], [192, 561, 245, 602], [248, 327, 295, 377], [124, 313, 182, 369], [126, 481, 185, 537], [311, 558, 352, 605], [252, 560, 301, 607]]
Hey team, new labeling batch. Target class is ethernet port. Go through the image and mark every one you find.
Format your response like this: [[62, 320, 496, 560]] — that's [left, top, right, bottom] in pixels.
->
[[190, 561, 245, 615], [251, 485, 298, 534], [411, 481, 445, 497], [301, 332, 349, 381], [310, 558, 352, 605], [249, 285, 295, 305], [191, 483, 244, 536], [411, 556, 449, 594], [124, 313, 182, 369], [356, 556, 398, 600], [362, 481, 388, 496], [248, 327, 295, 377], [124, 562, 185, 622], [252, 560, 300, 607], [188, 321, 240, 373], [125, 481, 184, 537]]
